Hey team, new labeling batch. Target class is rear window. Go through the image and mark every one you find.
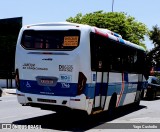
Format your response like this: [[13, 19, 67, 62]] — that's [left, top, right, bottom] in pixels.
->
[[21, 30, 80, 51]]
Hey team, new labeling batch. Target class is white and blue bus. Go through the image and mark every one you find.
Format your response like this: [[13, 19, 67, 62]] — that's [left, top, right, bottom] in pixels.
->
[[15, 22, 147, 115]]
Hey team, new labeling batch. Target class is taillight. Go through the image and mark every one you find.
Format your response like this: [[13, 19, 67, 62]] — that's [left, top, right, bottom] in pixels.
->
[[15, 69, 20, 90], [77, 72, 87, 95]]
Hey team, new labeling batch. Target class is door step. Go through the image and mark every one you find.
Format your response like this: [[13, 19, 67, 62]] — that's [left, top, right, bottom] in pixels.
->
[[92, 107, 103, 114]]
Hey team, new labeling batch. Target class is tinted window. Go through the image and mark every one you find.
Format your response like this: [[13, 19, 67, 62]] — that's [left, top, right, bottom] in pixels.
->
[[21, 30, 80, 51], [90, 32, 145, 73]]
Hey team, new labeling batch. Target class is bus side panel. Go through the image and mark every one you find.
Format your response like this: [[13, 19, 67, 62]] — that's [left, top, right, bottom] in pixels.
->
[[135, 74, 144, 101], [104, 72, 121, 110], [103, 73, 139, 110], [118, 73, 138, 106], [123, 73, 138, 105]]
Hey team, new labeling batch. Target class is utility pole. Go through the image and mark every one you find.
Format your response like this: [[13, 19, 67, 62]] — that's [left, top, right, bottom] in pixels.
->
[[112, 0, 114, 12]]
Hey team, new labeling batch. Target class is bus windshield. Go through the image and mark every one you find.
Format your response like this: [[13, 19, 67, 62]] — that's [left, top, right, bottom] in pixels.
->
[[21, 30, 80, 51]]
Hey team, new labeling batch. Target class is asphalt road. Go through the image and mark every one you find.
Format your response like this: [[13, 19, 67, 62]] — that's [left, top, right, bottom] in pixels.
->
[[0, 94, 160, 132]]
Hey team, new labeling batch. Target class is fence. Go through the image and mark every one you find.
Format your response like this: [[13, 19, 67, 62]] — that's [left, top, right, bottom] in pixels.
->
[[0, 71, 16, 88]]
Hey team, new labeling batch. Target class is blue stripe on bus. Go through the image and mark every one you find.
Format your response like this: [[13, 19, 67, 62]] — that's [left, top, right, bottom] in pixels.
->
[[92, 82, 138, 106], [19, 80, 78, 96], [89, 82, 138, 97], [84, 81, 139, 106], [19, 80, 139, 104], [84, 84, 95, 98], [124, 72, 128, 82], [119, 38, 125, 44], [114, 33, 120, 37], [101, 83, 137, 95]]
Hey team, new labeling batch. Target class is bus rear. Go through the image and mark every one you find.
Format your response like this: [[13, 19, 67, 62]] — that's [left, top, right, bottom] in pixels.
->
[[15, 23, 91, 114]]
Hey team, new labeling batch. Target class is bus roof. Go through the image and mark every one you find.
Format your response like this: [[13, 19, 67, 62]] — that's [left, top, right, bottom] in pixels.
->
[[93, 27, 145, 52], [25, 22, 146, 52]]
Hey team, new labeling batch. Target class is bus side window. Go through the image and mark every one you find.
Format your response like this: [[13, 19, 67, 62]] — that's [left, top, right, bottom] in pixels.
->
[[45, 40, 50, 49], [22, 35, 33, 48], [24, 41, 31, 48], [136, 51, 145, 74], [34, 38, 43, 49]]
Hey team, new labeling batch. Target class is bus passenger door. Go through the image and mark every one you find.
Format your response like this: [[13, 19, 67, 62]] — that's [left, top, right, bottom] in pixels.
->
[[90, 33, 109, 112], [100, 71, 109, 109], [93, 61, 109, 111]]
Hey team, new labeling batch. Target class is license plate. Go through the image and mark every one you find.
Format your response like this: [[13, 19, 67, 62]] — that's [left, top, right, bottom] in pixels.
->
[[40, 79, 54, 85], [36, 76, 58, 87]]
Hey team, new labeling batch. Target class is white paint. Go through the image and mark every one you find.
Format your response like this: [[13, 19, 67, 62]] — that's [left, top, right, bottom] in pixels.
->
[[17, 90, 87, 112], [109, 73, 121, 83], [103, 72, 108, 83], [94, 96, 100, 107], [123, 92, 136, 105], [128, 74, 138, 82], [96, 72, 102, 82], [104, 96, 111, 111]]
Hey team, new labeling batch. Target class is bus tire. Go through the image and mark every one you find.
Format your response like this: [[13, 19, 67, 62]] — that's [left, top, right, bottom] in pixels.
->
[[0, 88, 2, 97], [107, 94, 117, 119], [141, 89, 144, 99], [133, 100, 140, 108]]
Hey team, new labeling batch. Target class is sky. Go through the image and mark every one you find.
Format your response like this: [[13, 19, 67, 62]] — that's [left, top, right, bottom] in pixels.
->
[[0, 0, 159, 50]]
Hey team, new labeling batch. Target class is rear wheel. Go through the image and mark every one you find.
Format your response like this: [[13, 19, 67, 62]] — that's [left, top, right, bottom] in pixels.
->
[[133, 100, 140, 108], [0, 88, 2, 97]]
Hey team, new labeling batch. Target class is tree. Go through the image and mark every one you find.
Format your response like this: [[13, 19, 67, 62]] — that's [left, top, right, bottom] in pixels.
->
[[66, 11, 149, 48], [150, 25, 160, 47], [148, 25, 160, 71]]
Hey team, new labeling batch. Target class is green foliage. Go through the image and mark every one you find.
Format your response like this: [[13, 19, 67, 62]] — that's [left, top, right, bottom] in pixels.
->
[[153, 71, 160, 77], [66, 11, 149, 48], [149, 25, 160, 47], [157, 75, 160, 80], [148, 25, 160, 70]]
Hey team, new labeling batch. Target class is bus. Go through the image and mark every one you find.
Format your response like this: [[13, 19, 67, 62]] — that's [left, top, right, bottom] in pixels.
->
[[15, 22, 147, 115]]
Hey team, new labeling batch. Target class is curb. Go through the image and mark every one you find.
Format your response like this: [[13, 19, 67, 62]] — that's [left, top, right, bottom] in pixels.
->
[[1, 88, 16, 96]]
